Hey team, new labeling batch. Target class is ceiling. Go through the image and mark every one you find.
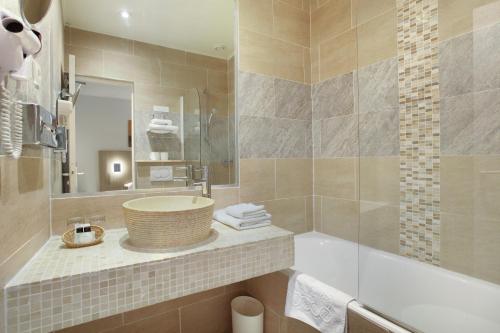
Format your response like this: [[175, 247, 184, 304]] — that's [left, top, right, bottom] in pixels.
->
[[62, 0, 235, 59]]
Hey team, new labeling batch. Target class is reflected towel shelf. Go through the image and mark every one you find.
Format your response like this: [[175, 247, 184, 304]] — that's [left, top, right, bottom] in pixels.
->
[[136, 160, 185, 164]]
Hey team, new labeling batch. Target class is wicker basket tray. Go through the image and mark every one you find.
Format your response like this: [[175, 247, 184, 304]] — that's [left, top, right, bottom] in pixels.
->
[[62, 225, 105, 248]]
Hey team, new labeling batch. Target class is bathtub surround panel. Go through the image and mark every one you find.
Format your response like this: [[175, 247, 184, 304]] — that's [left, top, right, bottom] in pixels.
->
[[396, 0, 441, 265], [5, 225, 293, 333]]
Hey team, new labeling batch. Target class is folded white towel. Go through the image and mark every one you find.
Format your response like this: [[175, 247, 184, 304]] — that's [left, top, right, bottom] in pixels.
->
[[151, 119, 173, 126], [213, 210, 271, 230], [226, 203, 266, 219], [149, 124, 178, 131], [285, 272, 354, 333]]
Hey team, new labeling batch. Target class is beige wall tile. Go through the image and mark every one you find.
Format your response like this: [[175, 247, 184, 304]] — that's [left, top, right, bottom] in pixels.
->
[[356, 9, 397, 68], [180, 294, 232, 333], [273, 0, 310, 47], [239, 159, 276, 202], [321, 197, 359, 242], [133, 41, 187, 65], [311, 45, 320, 83], [352, 0, 395, 26], [264, 197, 308, 233], [281, 317, 321, 333], [311, 0, 351, 45], [473, 216, 500, 284], [102, 52, 161, 85], [244, 272, 289, 315], [305, 196, 314, 231], [0, 156, 50, 272], [438, 0, 497, 41], [360, 157, 399, 206], [272, 38, 306, 82], [118, 310, 179, 333], [276, 159, 313, 198], [208, 70, 229, 94], [134, 85, 186, 113], [312, 195, 322, 230], [161, 62, 207, 90], [441, 156, 474, 216], [239, 0, 274, 35], [314, 158, 358, 200], [56, 314, 123, 333], [359, 201, 399, 254], [264, 308, 281, 333], [473, 155, 500, 221], [211, 187, 240, 210], [441, 213, 474, 277], [187, 52, 227, 72], [319, 29, 357, 81], [303, 47, 312, 84], [282, 0, 305, 9], [50, 193, 144, 235], [65, 45, 103, 77], [70, 28, 133, 55]]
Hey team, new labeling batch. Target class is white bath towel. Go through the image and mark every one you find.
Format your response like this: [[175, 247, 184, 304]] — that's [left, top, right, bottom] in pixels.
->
[[213, 210, 271, 230], [151, 118, 173, 126], [226, 203, 266, 219], [149, 124, 178, 131], [285, 272, 354, 333]]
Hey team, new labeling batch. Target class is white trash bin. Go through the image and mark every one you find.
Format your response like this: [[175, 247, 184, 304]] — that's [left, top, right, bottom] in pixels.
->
[[231, 296, 264, 333]]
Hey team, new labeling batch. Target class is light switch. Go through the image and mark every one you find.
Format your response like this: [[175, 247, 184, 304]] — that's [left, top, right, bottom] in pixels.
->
[[150, 166, 173, 182]]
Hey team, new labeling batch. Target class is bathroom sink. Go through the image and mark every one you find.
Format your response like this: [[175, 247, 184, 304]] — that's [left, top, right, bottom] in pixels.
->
[[122, 196, 215, 249]]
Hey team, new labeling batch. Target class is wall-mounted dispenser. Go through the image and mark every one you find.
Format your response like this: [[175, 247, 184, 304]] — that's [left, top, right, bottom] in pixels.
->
[[22, 104, 57, 148]]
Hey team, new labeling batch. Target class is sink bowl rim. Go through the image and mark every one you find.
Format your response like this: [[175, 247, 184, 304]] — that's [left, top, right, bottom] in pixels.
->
[[122, 195, 214, 213]]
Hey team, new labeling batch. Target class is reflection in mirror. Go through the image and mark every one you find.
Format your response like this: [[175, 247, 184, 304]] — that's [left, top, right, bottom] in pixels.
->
[[53, 0, 236, 196], [21, 0, 52, 26]]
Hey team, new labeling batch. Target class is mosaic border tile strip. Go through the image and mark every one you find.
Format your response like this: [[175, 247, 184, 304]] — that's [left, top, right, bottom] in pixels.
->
[[4, 224, 294, 333], [397, 0, 441, 265]]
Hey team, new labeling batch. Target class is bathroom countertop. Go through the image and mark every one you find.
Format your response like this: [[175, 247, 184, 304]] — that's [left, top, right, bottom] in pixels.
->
[[4, 223, 294, 333]]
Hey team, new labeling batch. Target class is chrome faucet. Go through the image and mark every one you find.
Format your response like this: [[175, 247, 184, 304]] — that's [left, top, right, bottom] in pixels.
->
[[174, 164, 211, 198]]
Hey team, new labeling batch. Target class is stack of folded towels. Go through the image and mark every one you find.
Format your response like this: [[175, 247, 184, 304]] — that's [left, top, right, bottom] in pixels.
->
[[148, 118, 179, 134], [213, 203, 271, 230]]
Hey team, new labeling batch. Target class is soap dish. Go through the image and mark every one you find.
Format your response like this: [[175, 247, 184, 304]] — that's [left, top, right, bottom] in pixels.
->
[[62, 225, 105, 248]]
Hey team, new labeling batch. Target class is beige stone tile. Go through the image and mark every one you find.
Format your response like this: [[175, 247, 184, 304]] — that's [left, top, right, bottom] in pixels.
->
[[441, 213, 475, 277], [321, 197, 359, 242], [180, 294, 232, 333], [186, 52, 227, 72], [441, 156, 474, 216], [264, 197, 308, 233], [239, 159, 276, 202], [438, 0, 497, 41], [359, 201, 399, 255], [0, 224, 49, 287], [303, 47, 312, 84], [473, 216, 500, 284], [0, 157, 50, 267], [359, 156, 399, 206], [357, 9, 397, 68], [314, 158, 358, 200], [276, 159, 312, 198], [352, 0, 395, 26], [134, 85, 185, 114], [133, 41, 187, 65], [65, 45, 103, 77], [273, 0, 310, 47], [102, 52, 161, 85], [70, 28, 133, 55], [117, 310, 179, 333], [305, 196, 314, 231], [123, 287, 225, 324], [348, 309, 389, 333], [311, 0, 351, 45], [160, 62, 207, 90], [55, 314, 123, 333], [473, 155, 500, 221], [239, 0, 274, 35], [312, 195, 322, 230], [281, 0, 305, 9], [245, 272, 288, 315], [281, 316, 320, 332], [211, 187, 240, 210], [272, 38, 306, 82], [50, 193, 144, 235], [208, 70, 228, 94], [319, 28, 357, 81], [239, 29, 275, 77]]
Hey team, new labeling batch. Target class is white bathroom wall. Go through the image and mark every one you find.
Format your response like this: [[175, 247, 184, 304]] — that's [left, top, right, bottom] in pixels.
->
[[75, 95, 132, 193]]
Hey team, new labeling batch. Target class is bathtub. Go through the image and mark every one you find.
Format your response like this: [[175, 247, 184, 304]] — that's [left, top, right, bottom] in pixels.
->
[[293, 232, 500, 333]]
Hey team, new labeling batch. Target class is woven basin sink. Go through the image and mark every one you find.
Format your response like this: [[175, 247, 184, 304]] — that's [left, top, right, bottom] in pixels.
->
[[123, 196, 215, 249]]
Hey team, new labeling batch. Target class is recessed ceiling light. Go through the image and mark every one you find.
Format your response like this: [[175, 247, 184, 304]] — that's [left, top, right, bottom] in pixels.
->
[[120, 10, 130, 19]]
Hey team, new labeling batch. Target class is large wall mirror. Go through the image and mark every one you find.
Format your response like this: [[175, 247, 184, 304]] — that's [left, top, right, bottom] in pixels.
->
[[52, 0, 237, 196]]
